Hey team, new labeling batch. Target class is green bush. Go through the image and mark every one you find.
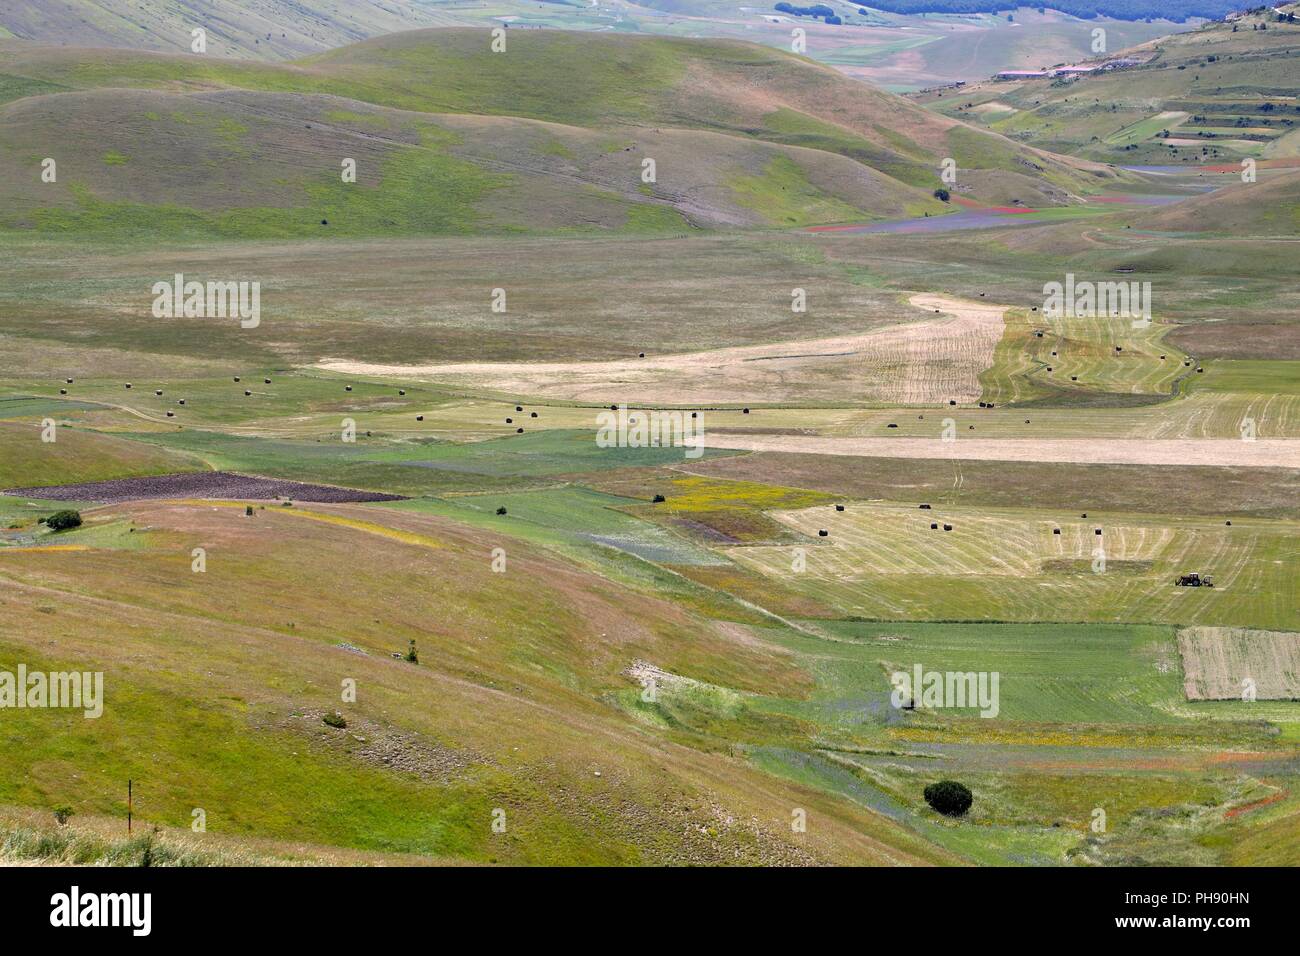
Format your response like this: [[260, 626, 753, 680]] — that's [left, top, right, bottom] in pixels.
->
[[45, 510, 82, 532], [924, 780, 973, 817], [322, 712, 347, 729]]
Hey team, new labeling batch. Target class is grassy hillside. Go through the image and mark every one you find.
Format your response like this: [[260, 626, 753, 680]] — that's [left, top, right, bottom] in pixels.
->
[[1137, 168, 1300, 235], [0, 0, 450, 61], [0, 496, 960, 865], [0, 29, 1129, 238], [0, 418, 204, 488]]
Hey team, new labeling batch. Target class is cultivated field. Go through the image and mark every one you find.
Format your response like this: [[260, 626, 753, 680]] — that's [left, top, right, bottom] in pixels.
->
[[1178, 626, 1300, 701], [725, 501, 1300, 630]]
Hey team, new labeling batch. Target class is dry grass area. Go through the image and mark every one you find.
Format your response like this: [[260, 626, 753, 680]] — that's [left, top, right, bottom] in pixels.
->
[[698, 434, 1300, 469], [1178, 627, 1300, 702], [317, 293, 1005, 405]]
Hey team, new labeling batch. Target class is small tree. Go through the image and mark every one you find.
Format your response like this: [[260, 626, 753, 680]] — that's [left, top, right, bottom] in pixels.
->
[[933, 188, 950, 202], [405, 639, 419, 664], [45, 510, 82, 532], [924, 780, 973, 817], [53, 806, 74, 826]]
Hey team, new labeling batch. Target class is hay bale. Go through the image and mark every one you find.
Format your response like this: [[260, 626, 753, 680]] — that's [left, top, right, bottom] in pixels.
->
[[835, 504, 845, 512], [943, 524, 953, 531], [818, 529, 828, 537]]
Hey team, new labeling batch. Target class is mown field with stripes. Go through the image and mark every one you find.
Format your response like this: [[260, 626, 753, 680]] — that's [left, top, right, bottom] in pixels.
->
[[727, 502, 1300, 631]]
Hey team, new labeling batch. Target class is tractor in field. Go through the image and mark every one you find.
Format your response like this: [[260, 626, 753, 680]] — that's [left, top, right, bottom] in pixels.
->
[[1175, 572, 1214, 588]]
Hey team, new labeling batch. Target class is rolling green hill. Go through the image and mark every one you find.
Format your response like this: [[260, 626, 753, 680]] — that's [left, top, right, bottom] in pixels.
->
[[0, 28, 1128, 238]]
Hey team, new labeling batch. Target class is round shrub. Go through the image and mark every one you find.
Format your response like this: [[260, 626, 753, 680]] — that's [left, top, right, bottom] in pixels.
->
[[45, 510, 82, 532], [924, 780, 972, 817]]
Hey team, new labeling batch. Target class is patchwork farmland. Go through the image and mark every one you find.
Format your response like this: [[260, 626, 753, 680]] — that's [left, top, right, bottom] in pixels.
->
[[0, 4, 1297, 888]]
